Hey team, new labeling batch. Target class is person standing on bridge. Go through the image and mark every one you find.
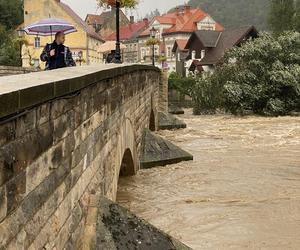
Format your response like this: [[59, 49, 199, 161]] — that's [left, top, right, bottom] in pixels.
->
[[40, 31, 76, 70]]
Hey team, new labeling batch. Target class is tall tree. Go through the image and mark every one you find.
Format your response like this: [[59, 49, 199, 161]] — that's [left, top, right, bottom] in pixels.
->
[[268, 0, 295, 33], [294, 0, 300, 31], [0, 0, 24, 30], [0, 0, 24, 66]]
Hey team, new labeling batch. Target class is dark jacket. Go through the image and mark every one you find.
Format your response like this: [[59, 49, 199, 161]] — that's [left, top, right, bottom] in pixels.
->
[[40, 41, 76, 70]]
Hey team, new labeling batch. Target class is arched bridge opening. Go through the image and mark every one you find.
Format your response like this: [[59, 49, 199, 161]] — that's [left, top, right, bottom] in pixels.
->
[[149, 109, 156, 131], [119, 148, 135, 177]]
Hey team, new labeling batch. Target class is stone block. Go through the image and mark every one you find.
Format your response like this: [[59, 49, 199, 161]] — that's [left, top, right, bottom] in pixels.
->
[[36, 103, 51, 126], [19, 83, 54, 111], [0, 185, 7, 222], [95, 196, 192, 250], [5, 170, 26, 216], [51, 98, 75, 120], [53, 110, 75, 143], [0, 91, 19, 119], [0, 121, 16, 148], [140, 129, 193, 169], [0, 121, 53, 186], [15, 109, 37, 138]]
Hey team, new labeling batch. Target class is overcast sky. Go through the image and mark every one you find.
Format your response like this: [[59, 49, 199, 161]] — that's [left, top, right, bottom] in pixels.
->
[[63, 0, 186, 20]]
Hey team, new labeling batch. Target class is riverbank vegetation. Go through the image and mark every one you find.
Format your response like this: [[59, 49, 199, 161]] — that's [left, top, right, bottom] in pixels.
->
[[0, 0, 24, 66], [169, 32, 300, 116]]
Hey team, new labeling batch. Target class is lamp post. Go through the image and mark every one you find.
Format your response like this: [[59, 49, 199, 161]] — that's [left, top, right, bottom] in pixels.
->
[[17, 29, 25, 66], [78, 51, 83, 66], [150, 27, 157, 66], [161, 51, 165, 69], [112, 0, 122, 63]]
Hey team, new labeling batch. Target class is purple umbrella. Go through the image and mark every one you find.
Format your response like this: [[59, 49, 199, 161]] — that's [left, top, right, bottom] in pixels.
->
[[24, 18, 77, 40]]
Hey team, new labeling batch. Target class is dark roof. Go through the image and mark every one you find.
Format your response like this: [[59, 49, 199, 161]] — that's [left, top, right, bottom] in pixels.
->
[[186, 26, 258, 65], [193, 30, 221, 47], [58, 2, 104, 42]]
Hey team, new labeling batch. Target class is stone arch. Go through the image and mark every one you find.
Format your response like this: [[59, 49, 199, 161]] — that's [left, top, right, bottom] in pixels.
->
[[119, 148, 135, 176], [149, 109, 156, 131], [109, 117, 138, 201]]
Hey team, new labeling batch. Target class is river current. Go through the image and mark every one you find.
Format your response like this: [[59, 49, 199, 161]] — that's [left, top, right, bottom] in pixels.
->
[[117, 110, 300, 250]]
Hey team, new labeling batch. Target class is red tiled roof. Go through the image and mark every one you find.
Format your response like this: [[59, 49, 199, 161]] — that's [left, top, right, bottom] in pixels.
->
[[106, 19, 149, 41], [139, 8, 224, 37], [85, 14, 104, 25], [57, 2, 104, 42], [172, 39, 188, 52]]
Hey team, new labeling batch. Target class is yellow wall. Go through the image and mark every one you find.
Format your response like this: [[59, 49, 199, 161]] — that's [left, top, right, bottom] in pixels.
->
[[23, 0, 103, 68]]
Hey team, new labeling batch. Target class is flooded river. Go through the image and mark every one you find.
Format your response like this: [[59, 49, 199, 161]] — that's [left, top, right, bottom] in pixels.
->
[[117, 110, 300, 250]]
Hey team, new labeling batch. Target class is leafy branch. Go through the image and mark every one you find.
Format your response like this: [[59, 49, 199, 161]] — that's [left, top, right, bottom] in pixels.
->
[[97, 0, 139, 8]]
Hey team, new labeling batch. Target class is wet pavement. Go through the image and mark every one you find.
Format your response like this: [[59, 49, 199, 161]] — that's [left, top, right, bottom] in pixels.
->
[[117, 110, 300, 250]]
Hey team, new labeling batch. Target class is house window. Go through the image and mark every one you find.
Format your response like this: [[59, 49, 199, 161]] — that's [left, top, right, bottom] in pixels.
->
[[167, 47, 171, 58], [34, 37, 40, 48], [141, 49, 146, 59]]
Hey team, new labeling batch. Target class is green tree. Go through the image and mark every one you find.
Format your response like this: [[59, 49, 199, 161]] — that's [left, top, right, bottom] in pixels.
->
[[172, 32, 300, 116], [214, 32, 300, 115], [0, 0, 24, 66], [0, 0, 24, 30], [294, 0, 300, 31], [268, 0, 295, 33], [97, 0, 138, 8]]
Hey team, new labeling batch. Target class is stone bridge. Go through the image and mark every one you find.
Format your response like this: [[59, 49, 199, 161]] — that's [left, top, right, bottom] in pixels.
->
[[0, 64, 173, 249]]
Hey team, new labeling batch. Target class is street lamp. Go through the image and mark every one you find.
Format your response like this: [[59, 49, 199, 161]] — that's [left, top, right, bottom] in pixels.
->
[[112, 0, 122, 63], [150, 27, 156, 66], [17, 29, 25, 66], [78, 51, 83, 66]]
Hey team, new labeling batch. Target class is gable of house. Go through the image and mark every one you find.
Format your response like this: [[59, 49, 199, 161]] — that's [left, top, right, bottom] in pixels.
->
[[185, 26, 258, 65], [57, 1, 104, 42], [85, 9, 129, 38], [139, 7, 224, 38]]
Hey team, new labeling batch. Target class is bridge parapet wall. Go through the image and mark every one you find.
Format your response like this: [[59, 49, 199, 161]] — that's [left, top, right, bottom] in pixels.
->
[[0, 64, 162, 249]]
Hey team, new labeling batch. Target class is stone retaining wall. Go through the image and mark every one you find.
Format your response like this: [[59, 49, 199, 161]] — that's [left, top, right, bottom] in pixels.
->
[[0, 64, 162, 249], [0, 66, 39, 77]]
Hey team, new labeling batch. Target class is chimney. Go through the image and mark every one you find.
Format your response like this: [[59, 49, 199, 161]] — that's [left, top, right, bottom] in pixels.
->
[[143, 18, 149, 27], [175, 7, 180, 15], [192, 50, 196, 60], [130, 16, 134, 24], [185, 5, 191, 13], [201, 49, 205, 60]]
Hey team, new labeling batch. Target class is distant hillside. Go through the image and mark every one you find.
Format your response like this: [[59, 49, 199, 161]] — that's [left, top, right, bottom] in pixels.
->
[[170, 0, 270, 31]]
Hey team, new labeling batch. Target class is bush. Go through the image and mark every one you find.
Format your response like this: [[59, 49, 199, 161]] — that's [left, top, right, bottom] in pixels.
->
[[170, 32, 300, 116], [168, 72, 222, 114], [215, 32, 300, 115]]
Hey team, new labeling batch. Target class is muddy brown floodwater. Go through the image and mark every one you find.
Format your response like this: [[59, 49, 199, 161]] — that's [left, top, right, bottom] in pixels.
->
[[117, 110, 300, 250]]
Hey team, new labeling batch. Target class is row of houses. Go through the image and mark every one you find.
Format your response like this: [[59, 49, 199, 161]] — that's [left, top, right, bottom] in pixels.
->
[[21, 0, 258, 74]]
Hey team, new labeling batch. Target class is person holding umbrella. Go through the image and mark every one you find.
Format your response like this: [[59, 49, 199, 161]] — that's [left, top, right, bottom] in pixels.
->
[[24, 18, 77, 70], [40, 31, 76, 70]]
